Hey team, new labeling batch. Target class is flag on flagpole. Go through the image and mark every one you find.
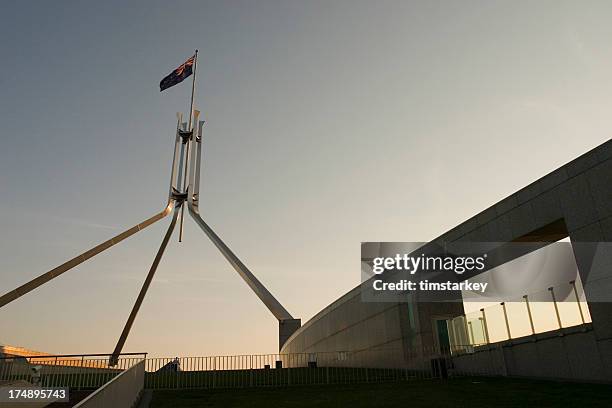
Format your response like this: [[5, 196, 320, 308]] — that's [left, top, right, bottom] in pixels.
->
[[160, 55, 195, 92]]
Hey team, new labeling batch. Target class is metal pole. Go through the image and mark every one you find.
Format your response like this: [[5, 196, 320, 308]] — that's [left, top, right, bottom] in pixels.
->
[[523, 295, 536, 335], [188, 119, 205, 209], [548, 287, 563, 329], [186, 118, 296, 323], [501, 302, 511, 340], [179, 50, 198, 243], [187, 209, 293, 321], [467, 321, 475, 345], [1, 116, 183, 310], [169, 113, 183, 196], [109, 206, 181, 366], [480, 308, 490, 344], [0, 203, 173, 309], [187, 51, 198, 132], [176, 136, 186, 191], [570, 280, 586, 325]]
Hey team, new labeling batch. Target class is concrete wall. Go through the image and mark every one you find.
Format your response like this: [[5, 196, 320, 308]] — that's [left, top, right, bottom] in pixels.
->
[[452, 324, 609, 382], [74, 360, 144, 408], [279, 285, 416, 367], [439, 139, 612, 381], [281, 139, 612, 380]]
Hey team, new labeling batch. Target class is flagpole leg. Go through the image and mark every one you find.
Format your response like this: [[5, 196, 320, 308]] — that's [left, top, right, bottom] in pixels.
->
[[109, 206, 180, 366], [0, 203, 174, 308]]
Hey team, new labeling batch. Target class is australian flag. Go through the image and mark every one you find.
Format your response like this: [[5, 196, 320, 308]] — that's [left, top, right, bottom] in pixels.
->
[[160, 55, 195, 92]]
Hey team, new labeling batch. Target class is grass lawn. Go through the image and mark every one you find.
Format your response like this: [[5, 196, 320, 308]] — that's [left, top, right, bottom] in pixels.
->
[[149, 377, 612, 407]]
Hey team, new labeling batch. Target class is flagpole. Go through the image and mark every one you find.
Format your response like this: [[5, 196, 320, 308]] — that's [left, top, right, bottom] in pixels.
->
[[179, 49, 198, 242]]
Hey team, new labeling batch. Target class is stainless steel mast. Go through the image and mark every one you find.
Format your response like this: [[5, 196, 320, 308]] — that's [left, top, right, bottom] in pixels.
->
[[1, 105, 301, 355]]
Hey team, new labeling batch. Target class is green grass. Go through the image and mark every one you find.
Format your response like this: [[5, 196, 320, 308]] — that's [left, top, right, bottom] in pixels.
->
[[149, 377, 612, 407]]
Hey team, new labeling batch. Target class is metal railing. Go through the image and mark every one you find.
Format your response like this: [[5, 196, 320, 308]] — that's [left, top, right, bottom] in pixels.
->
[[0, 348, 511, 392], [143, 347, 501, 390], [449, 279, 592, 352], [0, 353, 147, 390]]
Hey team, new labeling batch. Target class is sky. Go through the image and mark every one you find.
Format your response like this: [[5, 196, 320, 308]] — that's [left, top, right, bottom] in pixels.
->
[[0, 1, 611, 358]]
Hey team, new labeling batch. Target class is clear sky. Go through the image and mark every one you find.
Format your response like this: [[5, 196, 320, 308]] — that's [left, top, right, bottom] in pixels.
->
[[1, 1, 611, 357]]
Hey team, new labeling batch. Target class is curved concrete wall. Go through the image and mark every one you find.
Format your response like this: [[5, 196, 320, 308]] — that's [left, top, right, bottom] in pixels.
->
[[281, 139, 612, 375], [280, 285, 417, 367]]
